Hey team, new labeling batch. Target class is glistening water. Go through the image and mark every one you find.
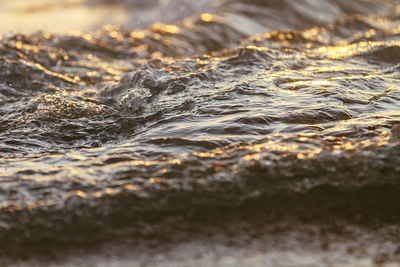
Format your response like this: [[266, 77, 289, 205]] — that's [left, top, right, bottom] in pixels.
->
[[1, 0, 400, 261]]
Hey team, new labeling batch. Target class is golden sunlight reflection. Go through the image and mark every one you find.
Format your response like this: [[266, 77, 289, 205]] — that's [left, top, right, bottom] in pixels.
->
[[305, 66, 342, 73], [284, 80, 334, 90], [191, 130, 393, 166], [20, 59, 80, 84], [151, 22, 181, 34], [1, 128, 393, 215], [1, 0, 400, 263], [75, 190, 87, 198], [201, 13, 218, 23], [312, 41, 400, 59], [124, 184, 142, 192], [130, 31, 147, 39]]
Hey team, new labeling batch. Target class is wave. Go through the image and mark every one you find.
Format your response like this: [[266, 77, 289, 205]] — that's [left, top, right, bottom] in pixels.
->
[[0, 0, 400, 259]]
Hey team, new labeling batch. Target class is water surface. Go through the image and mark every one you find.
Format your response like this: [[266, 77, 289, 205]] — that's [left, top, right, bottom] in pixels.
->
[[0, 0, 400, 262]]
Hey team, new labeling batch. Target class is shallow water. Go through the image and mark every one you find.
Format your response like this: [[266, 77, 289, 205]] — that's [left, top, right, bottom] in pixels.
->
[[1, 0, 400, 257]]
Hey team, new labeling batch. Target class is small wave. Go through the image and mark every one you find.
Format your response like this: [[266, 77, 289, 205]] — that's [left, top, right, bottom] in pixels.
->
[[0, 0, 400, 259]]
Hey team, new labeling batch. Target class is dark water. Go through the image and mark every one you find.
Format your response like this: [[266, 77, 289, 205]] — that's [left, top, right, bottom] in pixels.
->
[[1, 0, 400, 255]]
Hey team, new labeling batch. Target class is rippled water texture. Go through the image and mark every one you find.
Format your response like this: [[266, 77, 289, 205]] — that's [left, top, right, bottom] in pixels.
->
[[1, 0, 400, 260]]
